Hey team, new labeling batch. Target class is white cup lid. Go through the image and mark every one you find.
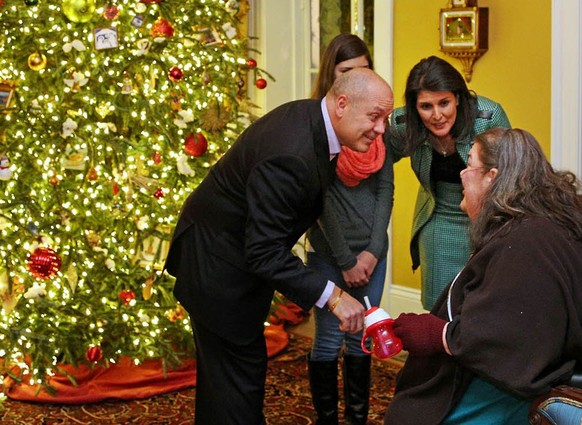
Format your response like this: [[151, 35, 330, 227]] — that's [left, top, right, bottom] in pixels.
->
[[364, 307, 391, 328]]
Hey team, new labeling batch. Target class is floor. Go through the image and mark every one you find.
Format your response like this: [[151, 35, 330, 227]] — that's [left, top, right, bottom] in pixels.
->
[[288, 309, 315, 338]]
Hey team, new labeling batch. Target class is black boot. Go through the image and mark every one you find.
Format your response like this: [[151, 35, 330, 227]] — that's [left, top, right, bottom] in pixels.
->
[[343, 355, 371, 425], [307, 355, 339, 425]]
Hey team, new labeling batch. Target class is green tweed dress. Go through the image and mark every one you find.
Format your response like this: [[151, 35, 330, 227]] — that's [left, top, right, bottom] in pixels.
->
[[390, 96, 511, 310], [418, 158, 470, 309]]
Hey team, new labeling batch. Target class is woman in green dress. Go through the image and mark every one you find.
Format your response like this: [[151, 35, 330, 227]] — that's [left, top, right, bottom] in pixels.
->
[[388, 56, 510, 310]]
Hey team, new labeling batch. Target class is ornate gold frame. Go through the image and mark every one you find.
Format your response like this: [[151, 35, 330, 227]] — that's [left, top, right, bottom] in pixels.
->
[[439, 7, 489, 82]]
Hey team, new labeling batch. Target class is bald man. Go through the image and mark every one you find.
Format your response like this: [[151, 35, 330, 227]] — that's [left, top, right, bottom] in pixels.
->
[[165, 68, 394, 425]]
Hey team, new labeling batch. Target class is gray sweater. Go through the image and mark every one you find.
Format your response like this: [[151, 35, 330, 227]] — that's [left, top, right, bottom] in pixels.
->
[[307, 144, 394, 270]]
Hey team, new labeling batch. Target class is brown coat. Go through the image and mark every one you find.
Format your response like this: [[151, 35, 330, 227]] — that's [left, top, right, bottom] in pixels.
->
[[385, 217, 582, 425]]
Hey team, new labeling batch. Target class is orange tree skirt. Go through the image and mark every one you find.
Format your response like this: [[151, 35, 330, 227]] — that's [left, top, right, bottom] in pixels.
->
[[4, 302, 307, 404]]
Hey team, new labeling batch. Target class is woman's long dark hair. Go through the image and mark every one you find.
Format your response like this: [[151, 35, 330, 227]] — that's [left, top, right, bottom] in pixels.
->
[[403, 56, 477, 154], [311, 33, 373, 100], [470, 127, 582, 251]]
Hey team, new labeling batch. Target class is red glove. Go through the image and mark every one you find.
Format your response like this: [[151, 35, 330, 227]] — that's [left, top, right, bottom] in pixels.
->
[[392, 313, 447, 356]]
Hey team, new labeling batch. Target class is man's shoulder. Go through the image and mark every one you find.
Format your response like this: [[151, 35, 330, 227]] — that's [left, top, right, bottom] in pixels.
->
[[251, 99, 322, 131], [267, 98, 320, 115]]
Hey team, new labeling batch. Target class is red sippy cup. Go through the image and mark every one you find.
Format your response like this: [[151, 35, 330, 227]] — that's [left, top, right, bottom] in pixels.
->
[[361, 296, 402, 359]]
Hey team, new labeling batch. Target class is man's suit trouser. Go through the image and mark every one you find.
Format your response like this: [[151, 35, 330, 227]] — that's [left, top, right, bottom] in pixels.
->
[[192, 319, 268, 425]]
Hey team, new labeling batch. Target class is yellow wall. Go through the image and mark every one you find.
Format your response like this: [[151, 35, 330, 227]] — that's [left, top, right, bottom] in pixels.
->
[[390, 0, 552, 290]]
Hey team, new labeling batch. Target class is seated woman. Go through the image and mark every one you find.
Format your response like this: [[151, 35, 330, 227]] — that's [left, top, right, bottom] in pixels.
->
[[384, 127, 582, 425]]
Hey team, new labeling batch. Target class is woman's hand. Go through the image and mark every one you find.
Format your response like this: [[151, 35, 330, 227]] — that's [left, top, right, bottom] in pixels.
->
[[342, 251, 378, 288], [392, 313, 448, 356]]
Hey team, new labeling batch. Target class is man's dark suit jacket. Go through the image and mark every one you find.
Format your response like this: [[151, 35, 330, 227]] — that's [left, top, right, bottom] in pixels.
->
[[165, 99, 336, 345]]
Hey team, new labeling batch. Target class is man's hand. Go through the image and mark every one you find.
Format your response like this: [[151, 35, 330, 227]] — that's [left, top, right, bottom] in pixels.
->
[[327, 286, 365, 333]]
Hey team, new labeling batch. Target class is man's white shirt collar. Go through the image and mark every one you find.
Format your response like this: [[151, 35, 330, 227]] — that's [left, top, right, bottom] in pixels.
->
[[321, 97, 341, 159]]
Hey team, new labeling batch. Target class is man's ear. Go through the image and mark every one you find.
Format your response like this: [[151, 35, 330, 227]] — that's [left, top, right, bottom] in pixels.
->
[[335, 94, 349, 118]]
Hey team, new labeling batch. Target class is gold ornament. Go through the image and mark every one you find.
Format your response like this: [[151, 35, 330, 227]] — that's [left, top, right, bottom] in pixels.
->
[[121, 76, 133, 95], [200, 103, 232, 132], [170, 91, 183, 111], [87, 167, 98, 181], [175, 304, 187, 320], [62, 0, 96, 23], [165, 304, 186, 322], [85, 230, 101, 247], [28, 52, 47, 71], [142, 275, 155, 300]]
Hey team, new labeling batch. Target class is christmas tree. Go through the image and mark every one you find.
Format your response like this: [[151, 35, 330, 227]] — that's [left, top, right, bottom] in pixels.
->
[[0, 0, 269, 399]]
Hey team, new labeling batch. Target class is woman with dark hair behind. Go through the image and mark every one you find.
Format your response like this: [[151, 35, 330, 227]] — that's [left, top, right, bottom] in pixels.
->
[[384, 127, 582, 425], [388, 56, 511, 310], [311, 33, 374, 100], [306, 33, 394, 424]]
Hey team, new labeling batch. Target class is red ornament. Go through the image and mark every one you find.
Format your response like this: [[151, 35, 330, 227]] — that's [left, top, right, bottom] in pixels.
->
[[49, 176, 59, 186], [151, 18, 174, 38], [103, 4, 120, 20], [119, 289, 136, 306], [184, 132, 208, 157], [255, 78, 267, 89], [27, 247, 62, 280], [154, 188, 165, 199], [152, 151, 162, 165], [246, 58, 257, 69], [112, 182, 120, 195], [168, 67, 183, 82], [85, 345, 103, 363]]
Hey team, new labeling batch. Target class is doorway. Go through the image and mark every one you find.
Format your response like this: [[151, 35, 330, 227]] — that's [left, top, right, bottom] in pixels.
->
[[248, 0, 393, 113]]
